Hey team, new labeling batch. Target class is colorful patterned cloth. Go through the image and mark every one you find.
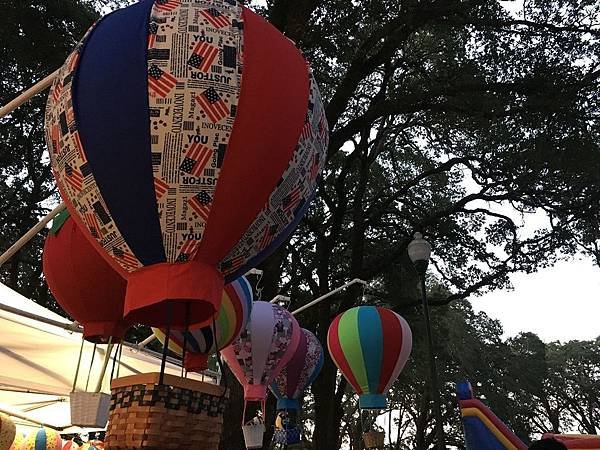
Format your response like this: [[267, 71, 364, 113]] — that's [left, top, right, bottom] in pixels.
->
[[21, 428, 62, 450], [222, 302, 300, 402]]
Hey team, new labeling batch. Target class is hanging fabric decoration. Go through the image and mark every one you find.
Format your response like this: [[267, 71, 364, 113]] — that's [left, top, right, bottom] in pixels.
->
[[0, 414, 15, 450], [270, 328, 324, 411], [21, 428, 62, 450], [222, 302, 301, 401], [8, 432, 23, 450], [44, 212, 130, 343], [44, 0, 329, 329], [153, 276, 253, 371], [327, 306, 412, 410]]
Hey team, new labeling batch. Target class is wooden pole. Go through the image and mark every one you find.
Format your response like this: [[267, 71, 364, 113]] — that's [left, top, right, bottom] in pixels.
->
[[0, 202, 65, 268], [0, 69, 60, 119]]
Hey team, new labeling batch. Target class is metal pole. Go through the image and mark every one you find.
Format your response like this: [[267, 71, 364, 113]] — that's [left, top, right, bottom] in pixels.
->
[[0, 202, 66, 268], [291, 278, 367, 316], [419, 272, 446, 449], [0, 69, 60, 119], [137, 334, 157, 348], [94, 337, 114, 393], [159, 303, 173, 385]]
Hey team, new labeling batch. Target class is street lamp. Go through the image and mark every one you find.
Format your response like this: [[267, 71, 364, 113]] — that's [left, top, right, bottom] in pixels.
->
[[408, 232, 446, 450]]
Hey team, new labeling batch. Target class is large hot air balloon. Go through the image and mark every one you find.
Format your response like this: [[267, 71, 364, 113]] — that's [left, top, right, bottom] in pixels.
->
[[222, 302, 301, 402], [44, 0, 329, 329], [21, 428, 62, 450], [153, 276, 253, 371], [327, 306, 412, 409], [270, 328, 324, 411], [0, 414, 15, 450], [44, 212, 130, 343]]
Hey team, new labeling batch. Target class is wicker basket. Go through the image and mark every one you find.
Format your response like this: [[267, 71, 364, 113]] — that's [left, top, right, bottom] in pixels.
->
[[70, 392, 111, 428], [104, 373, 226, 450], [363, 431, 385, 449]]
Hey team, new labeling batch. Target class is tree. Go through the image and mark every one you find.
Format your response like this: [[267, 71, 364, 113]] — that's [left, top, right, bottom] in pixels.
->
[[1, 1, 599, 449], [0, 1, 99, 310]]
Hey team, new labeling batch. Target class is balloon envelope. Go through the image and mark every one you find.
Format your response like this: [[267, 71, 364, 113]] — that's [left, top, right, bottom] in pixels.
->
[[153, 276, 253, 371], [62, 441, 78, 450], [45, 0, 328, 329], [327, 306, 412, 410], [43, 213, 129, 343], [222, 302, 301, 401], [8, 432, 23, 450], [22, 428, 62, 450], [0, 414, 15, 450], [271, 328, 324, 410]]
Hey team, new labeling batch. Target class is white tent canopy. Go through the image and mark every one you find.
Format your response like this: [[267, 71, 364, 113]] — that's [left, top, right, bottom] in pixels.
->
[[0, 281, 216, 435]]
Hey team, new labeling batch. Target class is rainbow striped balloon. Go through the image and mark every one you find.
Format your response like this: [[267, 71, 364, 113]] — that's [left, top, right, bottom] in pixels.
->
[[0, 414, 15, 450], [21, 428, 62, 450], [9, 432, 23, 450], [327, 306, 412, 410], [153, 276, 253, 371]]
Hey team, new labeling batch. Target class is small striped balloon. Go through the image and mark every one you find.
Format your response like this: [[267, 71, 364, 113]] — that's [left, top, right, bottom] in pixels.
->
[[0, 414, 15, 450], [62, 441, 78, 450], [327, 306, 412, 410], [21, 428, 62, 450], [8, 432, 23, 450], [153, 276, 253, 371], [270, 328, 324, 410]]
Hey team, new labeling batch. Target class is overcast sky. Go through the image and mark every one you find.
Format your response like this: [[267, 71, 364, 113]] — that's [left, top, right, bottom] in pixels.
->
[[470, 257, 599, 342]]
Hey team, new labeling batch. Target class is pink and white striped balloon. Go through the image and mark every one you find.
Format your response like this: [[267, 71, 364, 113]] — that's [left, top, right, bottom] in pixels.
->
[[222, 301, 301, 401]]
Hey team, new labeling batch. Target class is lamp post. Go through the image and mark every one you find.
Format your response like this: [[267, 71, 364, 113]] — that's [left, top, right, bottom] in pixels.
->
[[408, 232, 446, 450]]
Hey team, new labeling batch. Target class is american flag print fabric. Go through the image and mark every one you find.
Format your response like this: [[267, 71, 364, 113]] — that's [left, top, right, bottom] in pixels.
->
[[155, 0, 180, 12], [200, 8, 230, 28], [179, 142, 213, 176], [188, 42, 219, 72], [148, 65, 177, 97], [148, 0, 243, 262], [196, 88, 230, 123]]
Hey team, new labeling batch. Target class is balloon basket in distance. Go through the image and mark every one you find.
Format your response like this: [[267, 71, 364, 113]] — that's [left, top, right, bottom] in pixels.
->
[[362, 430, 385, 449], [104, 373, 227, 450], [70, 391, 111, 428]]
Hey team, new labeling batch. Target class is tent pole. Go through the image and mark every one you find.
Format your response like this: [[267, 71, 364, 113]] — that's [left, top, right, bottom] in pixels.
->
[[0, 202, 66, 268], [0, 69, 59, 119], [0, 302, 79, 331], [0, 405, 63, 430]]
